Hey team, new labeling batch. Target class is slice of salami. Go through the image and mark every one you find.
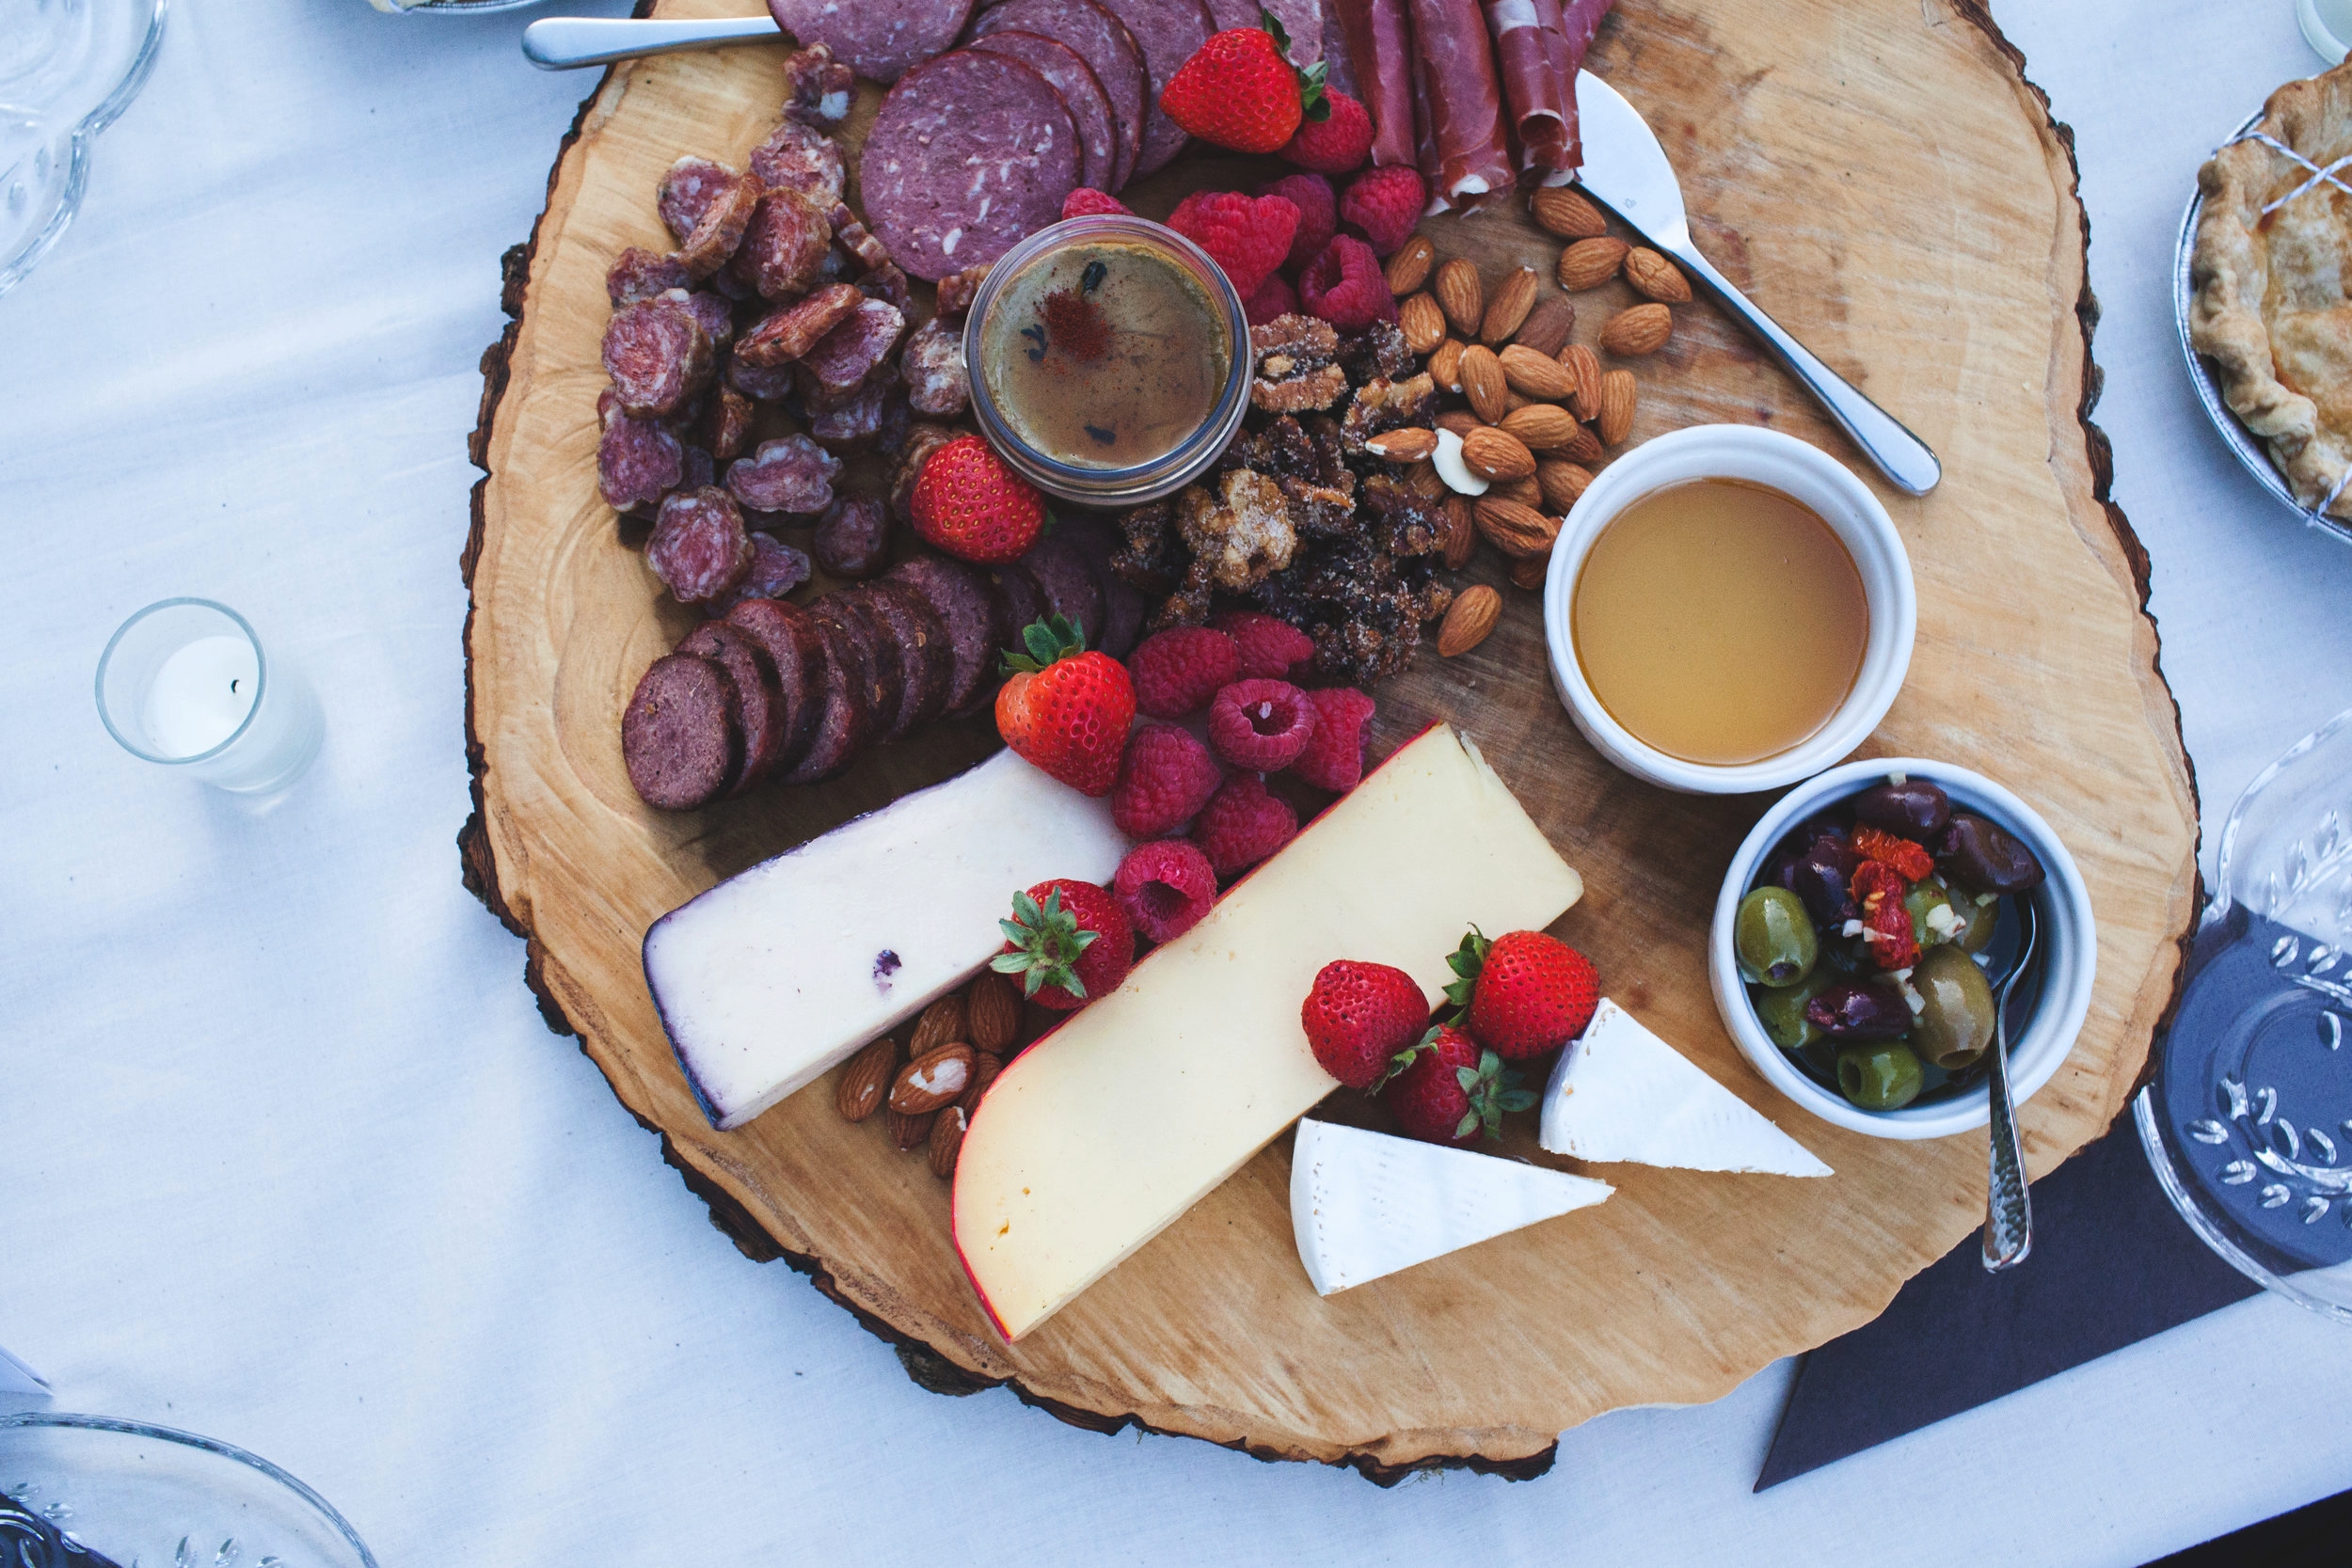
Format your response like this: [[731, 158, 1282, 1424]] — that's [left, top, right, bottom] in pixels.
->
[[898, 316, 969, 418], [678, 444, 718, 494], [676, 290, 738, 352], [723, 596, 826, 777], [623, 653, 739, 811], [814, 494, 893, 579], [646, 487, 755, 603], [934, 261, 992, 321], [1089, 0, 1212, 179], [737, 282, 865, 368], [982, 560, 1048, 652], [680, 620, 787, 792], [1020, 534, 1104, 648], [603, 296, 714, 420], [750, 118, 846, 209], [1053, 515, 1145, 657], [967, 30, 1120, 195], [727, 353, 800, 402], [858, 51, 1082, 283], [972, 0, 1146, 191], [781, 42, 857, 127], [705, 383, 754, 463], [767, 0, 974, 82], [860, 579, 953, 742], [831, 590, 907, 733], [885, 554, 1004, 713], [598, 409, 686, 515], [807, 380, 894, 450], [659, 157, 739, 242], [726, 435, 842, 515], [738, 188, 834, 299], [786, 604, 875, 783], [857, 261, 914, 314], [678, 172, 762, 281], [608, 247, 692, 306], [1205, 0, 1323, 65], [803, 298, 906, 397], [723, 531, 816, 605]]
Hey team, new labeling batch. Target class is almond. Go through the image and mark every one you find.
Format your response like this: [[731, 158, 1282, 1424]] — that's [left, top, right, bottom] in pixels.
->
[[1459, 344, 1509, 425], [1499, 403, 1581, 451], [1503, 389, 1534, 414], [1385, 233, 1436, 295], [928, 1104, 967, 1179], [1557, 236, 1629, 292], [1434, 259, 1483, 337], [1437, 583, 1502, 657], [1397, 292, 1446, 356], [1428, 339, 1467, 393], [1366, 426, 1438, 463], [1438, 495, 1476, 568], [1559, 342, 1603, 420], [887, 1107, 935, 1151], [1599, 302, 1672, 356], [1532, 185, 1610, 239], [1475, 497, 1560, 557], [958, 1052, 1003, 1117], [1491, 474, 1544, 508], [1536, 459, 1595, 513], [1510, 554, 1550, 591], [1433, 407, 1482, 437], [1403, 457, 1447, 498], [890, 1042, 975, 1115], [1497, 343, 1574, 401], [908, 994, 966, 1059], [1597, 369, 1637, 445], [1561, 421, 1605, 465], [1624, 246, 1692, 304], [1479, 265, 1541, 346], [834, 1037, 899, 1122], [1459, 423, 1535, 483], [964, 972, 1021, 1053], [1513, 296, 1575, 358]]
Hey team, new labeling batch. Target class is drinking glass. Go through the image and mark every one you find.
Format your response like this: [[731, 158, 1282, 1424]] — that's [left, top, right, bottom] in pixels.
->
[[95, 599, 322, 793]]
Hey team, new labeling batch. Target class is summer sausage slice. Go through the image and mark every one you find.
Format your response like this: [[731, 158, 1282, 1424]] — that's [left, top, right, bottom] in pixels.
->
[[858, 50, 1082, 282], [1020, 534, 1104, 649], [860, 579, 954, 742], [830, 590, 907, 740], [981, 560, 1048, 656], [623, 653, 740, 811], [679, 620, 788, 793], [972, 0, 1147, 191], [1056, 515, 1147, 658], [786, 604, 875, 783], [966, 30, 1120, 195], [723, 596, 826, 777], [1089, 0, 1213, 179], [886, 553, 1005, 715], [767, 0, 974, 83]]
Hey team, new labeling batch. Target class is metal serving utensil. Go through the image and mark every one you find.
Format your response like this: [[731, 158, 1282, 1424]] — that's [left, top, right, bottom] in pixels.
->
[[1981, 896, 2039, 1271], [1573, 72, 1942, 496], [522, 14, 778, 70]]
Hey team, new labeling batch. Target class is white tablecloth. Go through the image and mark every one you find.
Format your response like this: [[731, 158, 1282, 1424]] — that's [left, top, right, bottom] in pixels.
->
[[6, 1, 2350, 1561]]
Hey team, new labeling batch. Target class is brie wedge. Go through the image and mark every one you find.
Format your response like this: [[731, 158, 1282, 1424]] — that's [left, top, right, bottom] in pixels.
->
[[1538, 999, 1832, 1177], [1290, 1119, 1613, 1295], [644, 749, 1126, 1130]]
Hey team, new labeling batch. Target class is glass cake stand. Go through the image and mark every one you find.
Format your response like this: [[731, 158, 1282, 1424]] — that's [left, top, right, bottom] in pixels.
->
[[2138, 709, 2352, 1322], [0, 0, 167, 300]]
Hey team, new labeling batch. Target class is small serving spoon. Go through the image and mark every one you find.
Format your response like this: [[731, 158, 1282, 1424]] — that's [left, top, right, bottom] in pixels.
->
[[1981, 898, 2039, 1271]]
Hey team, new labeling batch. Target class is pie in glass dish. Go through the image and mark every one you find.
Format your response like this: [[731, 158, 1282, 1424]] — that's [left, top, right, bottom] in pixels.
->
[[2190, 60, 2352, 520]]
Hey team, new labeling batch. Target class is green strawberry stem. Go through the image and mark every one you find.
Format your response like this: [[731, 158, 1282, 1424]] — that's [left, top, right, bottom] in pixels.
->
[[1441, 924, 1491, 1019], [1000, 614, 1089, 676], [993, 887, 1101, 999], [1454, 1048, 1532, 1140], [1256, 6, 1329, 120]]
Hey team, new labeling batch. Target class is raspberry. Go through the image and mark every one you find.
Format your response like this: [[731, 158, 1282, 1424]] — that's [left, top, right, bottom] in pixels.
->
[[1290, 685, 1375, 791], [1243, 270, 1298, 326], [1062, 187, 1133, 220], [1210, 610, 1315, 679], [1339, 165, 1426, 256], [1112, 838, 1218, 944], [1111, 721, 1225, 839], [1192, 773, 1299, 877], [1128, 626, 1243, 718], [1206, 678, 1314, 770], [1253, 171, 1336, 274], [1279, 90, 1375, 176], [1295, 234, 1398, 330], [1167, 189, 1300, 302]]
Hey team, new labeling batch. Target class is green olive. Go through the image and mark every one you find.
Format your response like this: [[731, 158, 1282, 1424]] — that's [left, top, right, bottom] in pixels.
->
[[1904, 879, 1953, 947], [1910, 944, 1996, 1069], [1736, 887, 1819, 988], [1752, 971, 1834, 1051], [1836, 1042, 1924, 1111], [1947, 887, 1999, 954]]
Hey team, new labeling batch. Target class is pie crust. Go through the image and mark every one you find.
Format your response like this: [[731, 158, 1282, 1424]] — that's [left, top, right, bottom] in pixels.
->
[[2190, 61, 2352, 519]]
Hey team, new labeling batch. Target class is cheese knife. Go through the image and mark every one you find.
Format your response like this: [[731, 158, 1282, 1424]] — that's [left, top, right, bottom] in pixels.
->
[[521, 14, 778, 70]]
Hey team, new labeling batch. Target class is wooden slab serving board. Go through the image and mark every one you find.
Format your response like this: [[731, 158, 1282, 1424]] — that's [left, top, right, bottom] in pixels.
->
[[462, 0, 2199, 1480]]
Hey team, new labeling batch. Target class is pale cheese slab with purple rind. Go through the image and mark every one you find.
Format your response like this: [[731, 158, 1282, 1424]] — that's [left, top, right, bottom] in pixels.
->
[[644, 749, 1127, 1131]]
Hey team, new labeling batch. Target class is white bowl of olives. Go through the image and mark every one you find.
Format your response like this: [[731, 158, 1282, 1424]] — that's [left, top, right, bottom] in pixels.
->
[[1708, 759, 2098, 1139]]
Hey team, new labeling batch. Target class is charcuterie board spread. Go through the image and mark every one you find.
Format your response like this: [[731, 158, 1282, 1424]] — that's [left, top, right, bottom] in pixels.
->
[[465, 0, 2199, 1478]]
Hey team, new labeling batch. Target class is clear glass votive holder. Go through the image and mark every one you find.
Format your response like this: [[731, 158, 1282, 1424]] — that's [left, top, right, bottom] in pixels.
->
[[95, 599, 323, 793]]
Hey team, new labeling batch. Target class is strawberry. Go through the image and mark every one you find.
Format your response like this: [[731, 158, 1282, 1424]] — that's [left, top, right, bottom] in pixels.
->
[[1381, 1024, 1534, 1145], [910, 434, 1045, 563], [994, 879, 1136, 1009], [1300, 960, 1430, 1089], [1160, 8, 1329, 155], [995, 615, 1136, 797], [1445, 927, 1599, 1060]]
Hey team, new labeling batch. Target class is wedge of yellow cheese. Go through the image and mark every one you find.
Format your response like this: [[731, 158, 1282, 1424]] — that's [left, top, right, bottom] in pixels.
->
[[951, 724, 1582, 1340]]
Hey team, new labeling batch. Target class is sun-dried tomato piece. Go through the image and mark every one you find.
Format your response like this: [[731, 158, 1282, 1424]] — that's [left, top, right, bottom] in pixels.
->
[[1852, 825, 1935, 883], [1851, 860, 1918, 970]]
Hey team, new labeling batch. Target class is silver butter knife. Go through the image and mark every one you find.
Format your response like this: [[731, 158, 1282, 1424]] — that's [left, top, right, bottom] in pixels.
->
[[1574, 72, 1941, 496], [522, 14, 778, 70]]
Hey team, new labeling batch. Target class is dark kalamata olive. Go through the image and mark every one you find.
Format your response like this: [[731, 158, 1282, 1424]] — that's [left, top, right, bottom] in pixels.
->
[[1804, 982, 1913, 1041], [1774, 830, 1859, 926], [1853, 778, 1951, 837], [1938, 812, 2045, 895]]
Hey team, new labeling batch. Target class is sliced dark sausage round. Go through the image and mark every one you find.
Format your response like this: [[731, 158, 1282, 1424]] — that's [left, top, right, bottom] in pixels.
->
[[1088, 0, 1212, 179], [972, 0, 1146, 190], [767, 0, 974, 83], [678, 620, 787, 793], [829, 590, 907, 739], [886, 554, 1005, 716], [723, 597, 826, 778], [1021, 534, 1104, 650], [982, 561, 1048, 659], [786, 604, 875, 784], [966, 30, 1120, 195], [1050, 515, 1145, 658], [859, 579, 954, 742], [623, 653, 740, 811]]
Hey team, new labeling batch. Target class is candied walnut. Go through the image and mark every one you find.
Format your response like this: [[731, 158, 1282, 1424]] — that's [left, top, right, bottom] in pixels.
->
[[1339, 372, 1437, 454], [1149, 560, 1216, 630], [1397, 553, 1454, 622], [1111, 499, 1187, 594], [935, 262, 993, 321], [1339, 320, 1415, 384], [1360, 472, 1447, 556], [1177, 470, 1297, 592], [780, 41, 855, 126], [1250, 313, 1349, 414], [1279, 475, 1359, 538]]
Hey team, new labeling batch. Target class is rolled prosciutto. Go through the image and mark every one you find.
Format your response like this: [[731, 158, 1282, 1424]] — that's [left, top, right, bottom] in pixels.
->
[[1488, 0, 1616, 179], [1411, 48, 1450, 213], [1331, 0, 1418, 168], [1406, 0, 1513, 199]]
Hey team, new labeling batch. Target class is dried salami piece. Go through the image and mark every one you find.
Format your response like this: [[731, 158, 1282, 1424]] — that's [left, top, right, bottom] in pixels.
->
[[806, 380, 892, 449], [598, 409, 687, 515], [967, 29, 1120, 195], [827, 201, 894, 275], [723, 531, 815, 605], [676, 290, 738, 352], [737, 282, 866, 369], [861, 578, 953, 741], [710, 259, 758, 303], [803, 298, 906, 397], [623, 653, 739, 811], [704, 383, 755, 462], [885, 553, 1004, 714], [973, 0, 1146, 191], [723, 596, 825, 776], [659, 156, 740, 243], [677, 169, 762, 280], [602, 295, 714, 420], [890, 421, 960, 523], [678, 444, 718, 494], [780, 41, 856, 127], [739, 188, 834, 300], [858, 52, 1081, 282], [646, 487, 755, 603], [608, 246, 692, 306], [900, 315, 969, 418], [768, 0, 975, 83], [857, 262, 914, 315], [725, 435, 841, 515], [727, 353, 800, 402], [814, 494, 893, 579], [786, 604, 875, 783], [831, 590, 906, 738], [1021, 534, 1104, 646], [679, 620, 787, 793], [933, 261, 993, 322], [873, 387, 914, 456], [750, 118, 845, 209]]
